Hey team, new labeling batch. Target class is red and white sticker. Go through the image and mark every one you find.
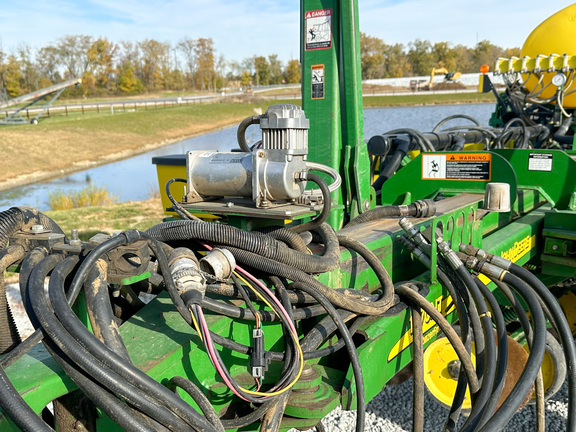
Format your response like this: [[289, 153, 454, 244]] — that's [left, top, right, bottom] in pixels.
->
[[305, 9, 332, 50]]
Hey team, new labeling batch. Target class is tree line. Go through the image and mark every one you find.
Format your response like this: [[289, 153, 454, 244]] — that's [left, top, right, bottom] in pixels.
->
[[0, 33, 519, 99], [0, 35, 302, 99], [360, 33, 520, 79]]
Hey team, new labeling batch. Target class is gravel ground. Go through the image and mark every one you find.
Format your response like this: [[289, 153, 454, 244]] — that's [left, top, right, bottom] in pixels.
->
[[297, 376, 569, 431]]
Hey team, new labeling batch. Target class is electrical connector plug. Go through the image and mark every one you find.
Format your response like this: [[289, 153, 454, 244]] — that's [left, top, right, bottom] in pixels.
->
[[250, 328, 270, 379]]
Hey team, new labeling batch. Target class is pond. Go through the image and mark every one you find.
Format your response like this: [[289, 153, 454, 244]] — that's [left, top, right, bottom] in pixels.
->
[[0, 103, 495, 211]]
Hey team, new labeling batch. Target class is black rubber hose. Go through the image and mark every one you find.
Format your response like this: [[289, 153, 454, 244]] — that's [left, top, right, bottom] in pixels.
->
[[337, 235, 394, 306], [291, 282, 365, 432], [508, 263, 576, 432], [237, 115, 261, 153], [36, 262, 201, 432], [42, 337, 159, 432], [47, 249, 218, 431], [223, 246, 392, 315], [0, 367, 54, 432], [395, 284, 480, 394], [256, 226, 308, 253], [384, 129, 434, 152], [491, 278, 546, 432], [19, 247, 48, 316], [477, 271, 547, 432], [472, 277, 508, 430], [146, 220, 340, 274], [432, 114, 481, 133], [170, 377, 225, 432], [452, 265, 497, 431], [411, 304, 424, 432], [372, 138, 409, 192], [345, 199, 435, 228], [165, 178, 203, 222], [84, 264, 131, 363], [290, 173, 331, 234], [27, 257, 173, 432], [202, 295, 325, 322]]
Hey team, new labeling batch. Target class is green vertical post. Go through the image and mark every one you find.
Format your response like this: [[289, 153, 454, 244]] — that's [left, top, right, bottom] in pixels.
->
[[301, 0, 372, 229]]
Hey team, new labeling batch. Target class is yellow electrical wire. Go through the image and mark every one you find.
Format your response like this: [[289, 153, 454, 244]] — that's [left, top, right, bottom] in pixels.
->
[[189, 306, 203, 343], [231, 271, 305, 397]]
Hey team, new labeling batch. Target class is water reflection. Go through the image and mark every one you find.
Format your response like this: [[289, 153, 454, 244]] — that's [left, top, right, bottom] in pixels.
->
[[0, 103, 494, 211]]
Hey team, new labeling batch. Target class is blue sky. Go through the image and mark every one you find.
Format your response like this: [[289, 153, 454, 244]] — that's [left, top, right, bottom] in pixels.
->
[[0, 0, 569, 65]]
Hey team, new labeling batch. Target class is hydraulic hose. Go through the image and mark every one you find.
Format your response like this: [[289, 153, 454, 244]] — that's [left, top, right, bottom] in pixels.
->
[[147, 220, 340, 274], [170, 377, 225, 432], [84, 262, 131, 363], [291, 281, 365, 432], [372, 138, 409, 192], [165, 178, 203, 222], [337, 235, 394, 306], [472, 278, 508, 430], [47, 238, 218, 431], [345, 199, 435, 229], [411, 304, 424, 432], [478, 271, 547, 432], [507, 263, 576, 432], [36, 263, 202, 432], [395, 284, 479, 394]]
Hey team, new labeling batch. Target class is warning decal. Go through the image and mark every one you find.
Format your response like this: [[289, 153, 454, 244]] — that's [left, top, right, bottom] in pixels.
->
[[528, 153, 553, 172], [311, 65, 325, 99], [422, 153, 491, 180], [305, 9, 332, 50]]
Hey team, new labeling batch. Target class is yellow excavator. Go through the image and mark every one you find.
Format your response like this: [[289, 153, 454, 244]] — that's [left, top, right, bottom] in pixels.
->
[[426, 67, 461, 89]]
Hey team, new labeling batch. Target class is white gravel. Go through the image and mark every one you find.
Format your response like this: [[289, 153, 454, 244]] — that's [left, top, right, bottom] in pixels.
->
[[293, 376, 569, 431]]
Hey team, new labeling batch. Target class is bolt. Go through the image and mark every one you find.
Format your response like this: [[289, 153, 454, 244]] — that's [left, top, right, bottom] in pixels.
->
[[363, 200, 370, 210], [225, 202, 234, 208], [31, 224, 44, 233], [447, 360, 461, 380], [552, 244, 559, 251], [258, 151, 264, 158], [70, 229, 81, 246]]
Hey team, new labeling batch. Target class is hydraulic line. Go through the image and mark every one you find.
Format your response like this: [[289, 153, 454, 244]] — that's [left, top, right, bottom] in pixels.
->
[[507, 263, 576, 432], [337, 235, 394, 306], [477, 271, 547, 432], [345, 199, 435, 228], [170, 377, 225, 432], [84, 262, 131, 363], [165, 178, 203, 222], [47, 240, 219, 431], [411, 303, 424, 432], [291, 281, 365, 432], [371, 138, 409, 192], [491, 278, 546, 432], [32, 258, 201, 432], [395, 285, 479, 394], [471, 278, 508, 430]]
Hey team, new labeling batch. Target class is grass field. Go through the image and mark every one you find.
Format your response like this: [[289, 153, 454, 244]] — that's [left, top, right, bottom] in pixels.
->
[[44, 197, 166, 241]]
